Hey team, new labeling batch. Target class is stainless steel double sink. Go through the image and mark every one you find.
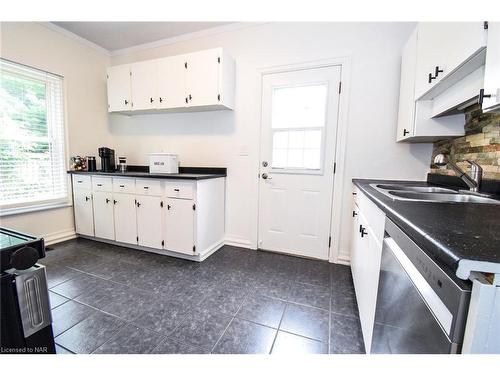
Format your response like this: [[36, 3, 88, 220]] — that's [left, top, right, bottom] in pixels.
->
[[370, 183, 500, 204]]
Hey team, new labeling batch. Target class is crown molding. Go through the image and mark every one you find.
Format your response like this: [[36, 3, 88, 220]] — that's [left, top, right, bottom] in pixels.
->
[[110, 22, 266, 57], [39, 22, 111, 56]]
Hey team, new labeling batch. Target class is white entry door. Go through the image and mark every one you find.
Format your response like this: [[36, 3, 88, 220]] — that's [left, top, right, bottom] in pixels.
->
[[258, 65, 341, 260]]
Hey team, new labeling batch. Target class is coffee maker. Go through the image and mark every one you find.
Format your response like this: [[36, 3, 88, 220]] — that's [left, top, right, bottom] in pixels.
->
[[98, 147, 116, 172]]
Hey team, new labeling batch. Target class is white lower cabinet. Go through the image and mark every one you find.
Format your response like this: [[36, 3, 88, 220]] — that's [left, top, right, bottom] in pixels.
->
[[164, 198, 195, 255], [73, 188, 94, 237], [136, 195, 164, 250], [92, 191, 115, 240], [72, 174, 225, 260], [113, 193, 138, 245], [350, 186, 386, 353]]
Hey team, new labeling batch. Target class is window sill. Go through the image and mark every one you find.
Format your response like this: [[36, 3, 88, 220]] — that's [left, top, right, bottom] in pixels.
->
[[0, 202, 72, 217]]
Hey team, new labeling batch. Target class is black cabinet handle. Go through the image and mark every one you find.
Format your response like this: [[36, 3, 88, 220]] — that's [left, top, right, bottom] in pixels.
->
[[428, 73, 436, 83], [150, 97, 154, 103], [85, 196, 90, 201], [478, 89, 492, 106], [403, 128, 410, 136], [159, 97, 163, 103], [359, 224, 363, 233], [174, 188, 180, 192], [167, 204, 171, 210], [189, 94, 192, 101], [361, 228, 368, 237], [136, 201, 141, 207], [119, 185, 125, 188], [185, 97, 188, 104], [143, 186, 149, 189], [106, 198, 110, 203], [113, 199, 117, 204], [352, 210, 358, 217], [97, 183, 102, 187], [125, 100, 129, 105], [435, 66, 444, 77]]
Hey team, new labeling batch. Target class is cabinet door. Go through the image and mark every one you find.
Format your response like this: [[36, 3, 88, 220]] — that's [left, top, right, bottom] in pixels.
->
[[73, 190, 94, 236], [185, 49, 220, 107], [107, 65, 132, 112], [136, 195, 163, 249], [483, 22, 500, 112], [131, 60, 158, 110], [415, 22, 487, 99], [396, 28, 417, 142], [113, 193, 137, 245], [163, 198, 195, 255], [93, 192, 115, 240], [157, 55, 188, 109]]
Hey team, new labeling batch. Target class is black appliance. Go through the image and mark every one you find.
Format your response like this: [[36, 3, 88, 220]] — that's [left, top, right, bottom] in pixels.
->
[[87, 156, 97, 172], [98, 147, 115, 172], [0, 228, 56, 354]]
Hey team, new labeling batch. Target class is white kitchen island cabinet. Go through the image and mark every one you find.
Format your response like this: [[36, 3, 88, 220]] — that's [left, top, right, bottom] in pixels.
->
[[70, 172, 226, 262]]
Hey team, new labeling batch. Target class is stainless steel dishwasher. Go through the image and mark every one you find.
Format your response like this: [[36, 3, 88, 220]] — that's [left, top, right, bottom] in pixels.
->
[[371, 219, 472, 354]]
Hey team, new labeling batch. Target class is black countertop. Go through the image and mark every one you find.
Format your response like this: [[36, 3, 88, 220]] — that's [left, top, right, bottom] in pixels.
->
[[68, 166, 226, 181], [352, 178, 500, 279]]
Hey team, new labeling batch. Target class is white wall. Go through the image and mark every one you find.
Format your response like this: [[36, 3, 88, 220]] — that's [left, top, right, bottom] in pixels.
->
[[110, 22, 433, 261], [0, 22, 110, 243]]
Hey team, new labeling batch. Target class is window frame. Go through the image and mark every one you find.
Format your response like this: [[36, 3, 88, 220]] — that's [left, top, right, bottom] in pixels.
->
[[0, 58, 71, 217], [269, 81, 330, 175]]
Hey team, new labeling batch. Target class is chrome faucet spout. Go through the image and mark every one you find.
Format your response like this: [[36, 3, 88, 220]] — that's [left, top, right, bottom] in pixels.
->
[[433, 154, 482, 192]]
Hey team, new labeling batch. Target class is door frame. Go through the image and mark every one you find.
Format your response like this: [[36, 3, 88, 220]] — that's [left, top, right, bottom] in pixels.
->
[[255, 56, 351, 264]]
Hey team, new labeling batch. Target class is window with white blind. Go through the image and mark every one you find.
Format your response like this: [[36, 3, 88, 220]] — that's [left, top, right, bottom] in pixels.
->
[[0, 59, 68, 214], [271, 84, 328, 172]]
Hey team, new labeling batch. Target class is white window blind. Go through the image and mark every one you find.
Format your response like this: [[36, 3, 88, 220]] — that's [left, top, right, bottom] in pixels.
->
[[0, 59, 68, 212]]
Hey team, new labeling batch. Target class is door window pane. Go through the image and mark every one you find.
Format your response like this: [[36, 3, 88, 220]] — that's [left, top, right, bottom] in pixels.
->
[[270, 83, 327, 171], [272, 84, 327, 129]]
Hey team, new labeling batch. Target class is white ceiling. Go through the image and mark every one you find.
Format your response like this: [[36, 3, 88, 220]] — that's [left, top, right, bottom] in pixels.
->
[[51, 22, 233, 51]]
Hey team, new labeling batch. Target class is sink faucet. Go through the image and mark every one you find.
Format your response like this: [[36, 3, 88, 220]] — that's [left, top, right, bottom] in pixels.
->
[[433, 154, 482, 192]]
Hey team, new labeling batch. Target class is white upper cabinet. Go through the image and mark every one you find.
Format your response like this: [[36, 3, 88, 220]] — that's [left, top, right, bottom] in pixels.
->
[[107, 65, 132, 112], [396, 28, 418, 142], [414, 22, 487, 99], [157, 54, 188, 109], [185, 49, 221, 107], [107, 48, 235, 114], [482, 22, 500, 112], [130, 60, 158, 111]]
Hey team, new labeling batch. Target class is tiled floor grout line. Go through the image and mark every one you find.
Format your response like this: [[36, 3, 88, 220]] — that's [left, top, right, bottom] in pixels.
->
[[268, 303, 288, 354]]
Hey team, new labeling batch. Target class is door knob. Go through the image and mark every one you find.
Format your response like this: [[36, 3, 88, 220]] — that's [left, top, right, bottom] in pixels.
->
[[262, 173, 272, 180]]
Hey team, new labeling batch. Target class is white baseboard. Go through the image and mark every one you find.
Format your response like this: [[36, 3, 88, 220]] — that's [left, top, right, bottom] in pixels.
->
[[335, 255, 351, 266], [44, 229, 76, 246], [224, 236, 255, 250]]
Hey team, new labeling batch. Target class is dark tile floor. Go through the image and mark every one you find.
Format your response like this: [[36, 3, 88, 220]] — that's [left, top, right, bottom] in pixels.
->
[[42, 238, 364, 354]]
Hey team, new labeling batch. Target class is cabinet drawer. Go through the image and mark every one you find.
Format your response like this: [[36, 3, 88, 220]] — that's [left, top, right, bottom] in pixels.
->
[[165, 180, 195, 199], [136, 179, 163, 196], [113, 178, 136, 194], [92, 176, 113, 192], [72, 175, 91, 190]]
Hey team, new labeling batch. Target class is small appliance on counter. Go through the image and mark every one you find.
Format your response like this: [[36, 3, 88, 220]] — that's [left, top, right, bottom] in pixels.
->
[[118, 156, 127, 173], [98, 147, 115, 172], [149, 153, 179, 174], [69, 156, 86, 171], [87, 156, 97, 172], [0, 228, 55, 354]]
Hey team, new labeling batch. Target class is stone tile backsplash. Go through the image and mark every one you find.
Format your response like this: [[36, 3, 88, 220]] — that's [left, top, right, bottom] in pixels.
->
[[431, 104, 500, 180]]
